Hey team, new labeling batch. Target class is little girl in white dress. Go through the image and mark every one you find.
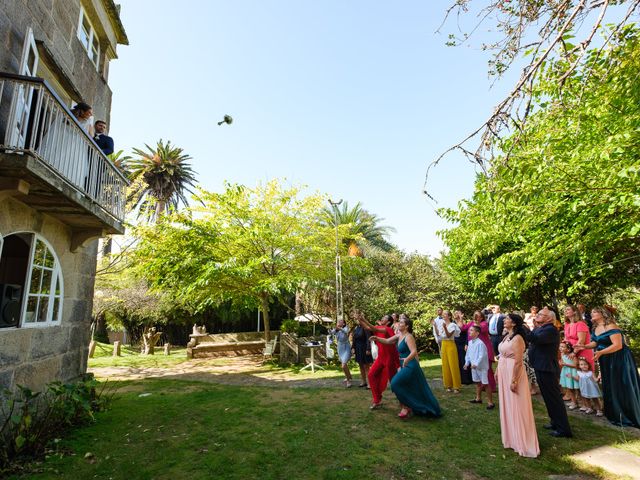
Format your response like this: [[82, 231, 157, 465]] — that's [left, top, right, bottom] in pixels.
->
[[574, 357, 603, 416]]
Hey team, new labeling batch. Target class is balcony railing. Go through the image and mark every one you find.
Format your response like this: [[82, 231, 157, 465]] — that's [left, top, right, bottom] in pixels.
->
[[0, 72, 128, 222]]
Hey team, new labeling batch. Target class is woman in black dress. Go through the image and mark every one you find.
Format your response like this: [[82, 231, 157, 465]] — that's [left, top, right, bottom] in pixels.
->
[[352, 323, 373, 387], [455, 310, 474, 385]]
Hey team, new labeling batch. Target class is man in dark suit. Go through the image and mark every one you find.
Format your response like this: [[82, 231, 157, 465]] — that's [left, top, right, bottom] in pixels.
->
[[488, 305, 505, 356], [528, 307, 572, 438], [94, 120, 114, 155]]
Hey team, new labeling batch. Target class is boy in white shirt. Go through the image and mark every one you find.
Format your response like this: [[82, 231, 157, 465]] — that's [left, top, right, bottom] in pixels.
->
[[464, 325, 493, 408]]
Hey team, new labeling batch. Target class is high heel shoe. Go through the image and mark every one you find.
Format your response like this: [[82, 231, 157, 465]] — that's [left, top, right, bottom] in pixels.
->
[[398, 408, 412, 419]]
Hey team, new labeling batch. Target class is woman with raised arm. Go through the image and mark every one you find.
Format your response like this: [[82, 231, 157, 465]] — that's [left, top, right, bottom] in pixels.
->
[[357, 312, 399, 409], [351, 321, 373, 388], [330, 318, 353, 388], [372, 315, 441, 419], [574, 306, 640, 428]]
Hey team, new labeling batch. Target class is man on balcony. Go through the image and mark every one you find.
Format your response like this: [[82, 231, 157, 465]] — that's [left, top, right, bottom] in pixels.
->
[[94, 120, 114, 156]]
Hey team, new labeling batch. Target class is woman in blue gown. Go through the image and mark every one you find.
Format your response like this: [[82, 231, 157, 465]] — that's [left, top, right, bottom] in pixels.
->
[[575, 306, 640, 428], [371, 315, 441, 419]]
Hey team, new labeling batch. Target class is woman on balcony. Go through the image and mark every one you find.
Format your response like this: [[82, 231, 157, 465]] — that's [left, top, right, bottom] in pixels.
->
[[71, 102, 94, 137]]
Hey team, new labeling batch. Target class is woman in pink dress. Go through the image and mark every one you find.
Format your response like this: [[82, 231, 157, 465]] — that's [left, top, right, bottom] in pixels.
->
[[564, 305, 594, 368], [496, 313, 540, 458]]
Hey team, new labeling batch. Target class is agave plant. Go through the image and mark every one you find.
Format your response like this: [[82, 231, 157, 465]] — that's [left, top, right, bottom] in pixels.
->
[[127, 140, 197, 222], [321, 201, 395, 256]]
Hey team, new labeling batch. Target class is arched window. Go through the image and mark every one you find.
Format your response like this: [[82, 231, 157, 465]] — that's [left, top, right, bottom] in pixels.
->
[[0, 233, 63, 328]]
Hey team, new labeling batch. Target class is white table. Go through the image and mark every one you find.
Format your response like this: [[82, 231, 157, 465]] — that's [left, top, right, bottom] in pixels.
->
[[300, 343, 324, 373]]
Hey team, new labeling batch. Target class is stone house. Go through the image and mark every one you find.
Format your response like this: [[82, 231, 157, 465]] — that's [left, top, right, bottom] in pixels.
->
[[0, 0, 128, 392]]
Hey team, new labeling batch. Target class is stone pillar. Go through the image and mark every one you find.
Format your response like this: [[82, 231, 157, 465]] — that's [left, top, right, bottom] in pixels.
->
[[88, 340, 96, 358], [164, 343, 171, 356], [113, 341, 121, 357]]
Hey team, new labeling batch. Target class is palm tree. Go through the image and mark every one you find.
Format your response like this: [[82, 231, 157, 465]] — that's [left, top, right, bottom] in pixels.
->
[[321, 201, 395, 256], [127, 140, 197, 222]]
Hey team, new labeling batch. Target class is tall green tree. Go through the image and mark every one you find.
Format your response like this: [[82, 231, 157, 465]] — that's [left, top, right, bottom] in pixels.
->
[[321, 201, 395, 255], [127, 140, 197, 222], [134, 180, 336, 341], [440, 27, 640, 305]]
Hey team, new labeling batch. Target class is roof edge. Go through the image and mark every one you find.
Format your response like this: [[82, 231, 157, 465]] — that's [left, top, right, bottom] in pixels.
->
[[102, 0, 129, 46]]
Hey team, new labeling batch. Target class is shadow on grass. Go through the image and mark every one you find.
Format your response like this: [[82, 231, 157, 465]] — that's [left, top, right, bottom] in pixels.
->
[[12, 373, 640, 480], [29, 353, 634, 480]]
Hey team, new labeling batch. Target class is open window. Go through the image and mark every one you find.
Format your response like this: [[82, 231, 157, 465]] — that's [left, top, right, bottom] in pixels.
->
[[0, 233, 63, 328]]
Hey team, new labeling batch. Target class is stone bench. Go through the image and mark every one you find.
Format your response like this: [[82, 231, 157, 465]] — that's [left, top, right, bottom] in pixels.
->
[[186, 332, 266, 359]]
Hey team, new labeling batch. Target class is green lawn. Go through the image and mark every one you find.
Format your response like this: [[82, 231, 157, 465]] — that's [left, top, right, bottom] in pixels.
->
[[89, 342, 190, 369], [10, 355, 640, 480]]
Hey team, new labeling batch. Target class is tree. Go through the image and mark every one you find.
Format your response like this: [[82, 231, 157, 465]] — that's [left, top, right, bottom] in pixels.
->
[[426, 0, 640, 191], [321, 201, 395, 256], [134, 180, 336, 341], [439, 28, 640, 305], [127, 140, 197, 222], [93, 268, 172, 352]]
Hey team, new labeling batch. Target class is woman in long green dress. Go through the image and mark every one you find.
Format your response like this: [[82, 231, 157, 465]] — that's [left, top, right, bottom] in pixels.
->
[[575, 306, 640, 428], [371, 315, 441, 419]]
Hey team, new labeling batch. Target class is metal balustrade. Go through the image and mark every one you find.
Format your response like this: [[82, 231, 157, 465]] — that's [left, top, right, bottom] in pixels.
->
[[0, 72, 128, 222]]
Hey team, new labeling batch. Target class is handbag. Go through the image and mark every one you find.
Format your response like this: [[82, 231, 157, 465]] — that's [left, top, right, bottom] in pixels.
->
[[371, 340, 378, 360]]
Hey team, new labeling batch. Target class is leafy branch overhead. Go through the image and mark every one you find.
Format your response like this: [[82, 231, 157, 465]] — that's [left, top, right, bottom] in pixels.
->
[[426, 0, 640, 195], [439, 28, 640, 304]]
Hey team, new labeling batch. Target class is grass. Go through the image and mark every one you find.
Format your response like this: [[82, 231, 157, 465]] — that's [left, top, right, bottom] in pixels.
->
[[11, 354, 640, 480], [89, 342, 189, 369]]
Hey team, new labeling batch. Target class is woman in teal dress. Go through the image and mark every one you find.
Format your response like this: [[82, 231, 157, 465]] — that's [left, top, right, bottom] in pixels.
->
[[371, 315, 441, 419], [575, 306, 640, 428]]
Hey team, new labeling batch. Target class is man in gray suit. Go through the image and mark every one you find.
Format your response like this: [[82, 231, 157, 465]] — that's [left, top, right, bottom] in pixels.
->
[[488, 305, 505, 356]]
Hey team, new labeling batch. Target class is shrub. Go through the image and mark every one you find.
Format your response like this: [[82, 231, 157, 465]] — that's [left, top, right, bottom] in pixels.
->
[[280, 320, 313, 336], [0, 375, 115, 473], [413, 313, 438, 354]]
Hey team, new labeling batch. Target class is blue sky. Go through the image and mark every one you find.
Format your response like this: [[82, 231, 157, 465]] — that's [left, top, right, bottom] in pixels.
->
[[108, 1, 520, 256]]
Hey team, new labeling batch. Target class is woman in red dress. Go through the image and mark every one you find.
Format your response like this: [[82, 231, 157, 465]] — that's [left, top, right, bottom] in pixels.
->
[[357, 312, 400, 409]]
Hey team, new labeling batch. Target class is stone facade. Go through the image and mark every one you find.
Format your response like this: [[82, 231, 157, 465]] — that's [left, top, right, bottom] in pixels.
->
[[0, 197, 97, 391], [0, 0, 128, 121], [0, 0, 127, 392]]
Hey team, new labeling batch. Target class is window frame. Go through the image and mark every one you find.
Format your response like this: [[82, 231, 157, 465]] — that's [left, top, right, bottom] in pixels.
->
[[76, 7, 100, 70], [19, 234, 64, 329]]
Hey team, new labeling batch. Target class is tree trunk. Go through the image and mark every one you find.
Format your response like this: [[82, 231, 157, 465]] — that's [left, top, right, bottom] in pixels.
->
[[260, 293, 271, 342], [142, 327, 161, 355], [295, 290, 302, 315], [93, 312, 110, 344], [101, 236, 113, 257], [155, 200, 165, 221]]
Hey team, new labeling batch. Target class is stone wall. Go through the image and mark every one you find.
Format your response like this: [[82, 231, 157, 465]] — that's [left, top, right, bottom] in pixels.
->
[[0, 197, 98, 392], [0, 0, 125, 122]]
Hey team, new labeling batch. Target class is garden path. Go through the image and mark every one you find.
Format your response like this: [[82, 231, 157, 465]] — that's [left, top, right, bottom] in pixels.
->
[[89, 354, 347, 388]]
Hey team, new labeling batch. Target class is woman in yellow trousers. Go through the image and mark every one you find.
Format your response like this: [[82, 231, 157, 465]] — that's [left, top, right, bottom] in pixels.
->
[[441, 310, 462, 392]]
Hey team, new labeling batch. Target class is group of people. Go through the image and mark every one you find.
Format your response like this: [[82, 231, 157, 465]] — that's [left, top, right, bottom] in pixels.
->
[[71, 102, 115, 155], [329, 313, 441, 419], [328, 303, 640, 460], [431, 304, 640, 458]]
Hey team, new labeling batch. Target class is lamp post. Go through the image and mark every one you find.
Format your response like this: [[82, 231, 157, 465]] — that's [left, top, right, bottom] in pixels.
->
[[328, 199, 344, 322]]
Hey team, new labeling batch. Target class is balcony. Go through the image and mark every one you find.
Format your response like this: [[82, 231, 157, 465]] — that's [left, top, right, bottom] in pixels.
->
[[0, 72, 128, 244]]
